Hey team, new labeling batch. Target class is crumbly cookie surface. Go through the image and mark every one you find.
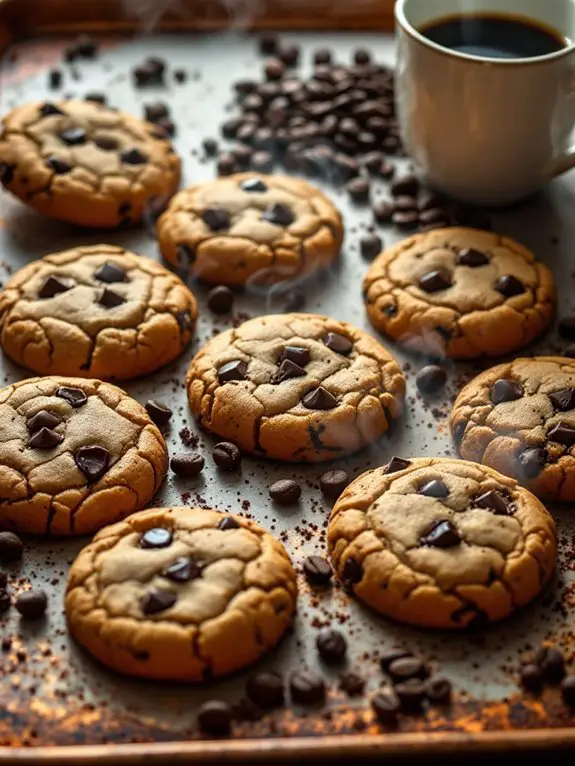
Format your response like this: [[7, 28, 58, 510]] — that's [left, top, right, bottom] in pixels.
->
[[157, 173, 343, 286], [363, 227, 555, 359], [0, 100, 180, 228], [327, 457, 556, 628], [0, 376, 167, 535], [0, 245, 197, 380], [186, 312, 405, 462], [65, 507, 297, 681], [451, 357, 575, 502]]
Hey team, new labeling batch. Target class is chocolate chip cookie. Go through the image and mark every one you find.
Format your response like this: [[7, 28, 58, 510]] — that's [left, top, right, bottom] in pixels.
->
[[157, 173, 343, 286], [451, 357, 575, 502], [363, 227, 556, 359], [186, 313, 405, 462], [0, 100, 180, 228], [328, 457, 557, 629], [65, 506, 297, 680], [0, 376, 168, 535], [0, 245, 197, 380]]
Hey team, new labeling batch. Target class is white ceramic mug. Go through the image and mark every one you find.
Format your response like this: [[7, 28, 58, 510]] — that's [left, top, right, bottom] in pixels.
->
[[395, 0, 575, 205]]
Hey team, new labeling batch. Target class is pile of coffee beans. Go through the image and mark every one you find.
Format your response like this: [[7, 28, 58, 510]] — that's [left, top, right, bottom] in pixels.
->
[[519, 643, 575, 706]]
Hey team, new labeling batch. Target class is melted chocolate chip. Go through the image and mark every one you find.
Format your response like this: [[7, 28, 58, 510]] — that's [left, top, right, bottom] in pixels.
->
[[120, 148, 147, 165], [38, 275, 74, 299], [28, 427, 63, 450], [74, 445, 110, 481], [490, 379, 523, 404], [201, 207, 231, 231], [520, 447, 546, 479], [163, 556, 203, 582], [95, 262, 128, 283], [218, 360, 248, 384], [474, 490, 510, 515], [494, 275, 525, 298], [280, 345, 310, 367], [56, 386, 87, 407], [39, 102, 65, 117], [342, 557, 363, 586], [262, 203, 294, 226], [59, 127, 86, 145], [302, 386, 337, 410], [456, 248, 489, 267], [98, 288, 126, 308], [217, 516, 240, 530], [140, 528, 173, 549], [418, 270, 452, 293], [272, 358, 306, 383], [175, 310, 193, 333], [27, 410, 61, 433], [323, 332, 353, 355], [384, 457, 411, 474], [419, 479, 449, 498], [45, 156, 72, 174], [549, 389, 575, 411], [547, 422, 575, 445], [141, 588, 177, 615], [241, 177, 268, 192], [420, 520, 460, 548]]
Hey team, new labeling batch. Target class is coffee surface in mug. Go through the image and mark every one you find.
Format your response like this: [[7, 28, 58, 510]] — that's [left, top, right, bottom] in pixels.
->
[[420, 13, 567, 59]]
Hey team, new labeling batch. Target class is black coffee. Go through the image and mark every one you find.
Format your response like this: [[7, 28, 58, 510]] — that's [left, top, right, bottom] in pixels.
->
[[420, 13, 567, 59]]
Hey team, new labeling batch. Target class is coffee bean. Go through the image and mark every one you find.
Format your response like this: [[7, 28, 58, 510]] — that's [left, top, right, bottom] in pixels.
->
[[39, 275, 74, 299], [74, 445, 110, 481], [319, 469, 350, 501], [456, 248, 489, 267], [420, 519, 460, 548], [49, 69, 62, 89], [313, 48, 332, 66], [264, 58, 285, 81], [425, 676, 452, 704], [520, 447, 545, 479], [360, 233, 382, 261], [391, 174, 419, 196], [15, 590, 47, 619], [548, 422, 575, 446], [303, 556, 332, 586], [198, 700, 232, 736], [204, 286, 234, 316], [384, 457, 411, 474], [371, 690, 400, 725], [316, 629, 347, 664], [302, 386, 337, 410], [249, 150, 273, 173], [535, 645, 566, 682], [474, 489, 510, 515], [140, 527, 173, 549], [342, 557, 363, 586], [170, 453, 204, 478], [395, 679, 427, 712], [373, 200, 394, 223], [520, 663, 544, 693], [76, 34, 98, 58], [333, 154, 360, 181], [361, 151, 386, 173], [213, 442, 241, 471], [418, 270, 452, 293], [216, 152, 237, 176], [246, 672, 284, 708], [269, 479, 301, 505], [494, 275, 525, 298], [28, 427, 63, 450], [0, 532, 23, 562], [380, 648, 411, 672], [346, 176, 371, 203], [561, 676, 575, 706], [145, 400, 172, 426], [419, 479, 449, 498], [279, 44, 299, 67], [392, 210, 420, 229], [290, 671, 326, 705], [259, 33, 278, 55], [217, 360, 248, 384], [388, 656, 427, 681], [144, 101, 169, 123], [415, 365, 447, 395], [393, 195, 418, 212], [202, 137, 218, 156], [217, 516, 240, 531], [490, 379, 523, 404], [549, 388, 575, 411], [95, 262, 127, 283], [339, 672, 365, 697]]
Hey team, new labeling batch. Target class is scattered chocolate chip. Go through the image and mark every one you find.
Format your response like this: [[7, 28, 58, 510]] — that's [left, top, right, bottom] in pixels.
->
[[262, 202, 294, 226], [27, 410, 60, 433], [519, 447, 546, 479], [456, 248, 489, 267], [323, 332, 353, 355], [395, 679, 427, 712], [202, 137, 218, 156], [142, 588, 177, 615], [418, 270, 452, 293], [346, 176, 371, 203], [213, 442, 241, 471], [371, 690, 400, 725], [45, 156, 72, 174], [280, 345, 310, 367], [269, 479, 301, 505], [415, 365, 447, 395], [302, 386, 337, 410], [173, 68, 187, 83], [59, 127, 86, 145], [559, 317, 575, 339], [535, 645, 566, 682], [120, 148, 147, 165], [0, 532, 23, 562], [39, 102, 65, 117], [56, 386, 87, 407], [15, 590, 47, 620], [98, 287, 126, 308], [494, 275, 525, 298], [384, 457, 411, 474], [207, 285, 234, 314], [549, 388, 575, 411], [201, 207, 230, 231], [548, 422, 575, 446], [359, 233, 382, 261], [290, 671, 326, 705], [388, 656, 428, 681], [380, 648, 411, 672], [85, 91, 106, 104], [140, 528, 173, 549], [76, 34, 98, 58], [319, 469, 350, 500], [217, 516, 240, 531], [144, 101, 169, 123], [272, 358, 306, 384], [316, 629, 347, 664], [74, 445, 110, 481], [303, 556, 332, 586], [561, 676, 575, 706], [94, 262, 127, 283], [420, 519, 460, 548], [49, 69, 62, 89], [145, 400, 172, 426], [240, 177, 268, 192], [247, 672, 284, 708], [198, 700, 232, 737], [419, 479, 449, 498], [218, 360, 248, 384], [313, 48, 332, 65], [426, 676, 452, 704], [490, 379, 523, 404], [28, 427, 63, 450], [342, 557, 363, 586], [339, 672, 365, 697], [259, 33, 279, 55], [170, 453, 204, 478], [353, 48, 371, 65], [163, 556, 203, 582], [38, 275, 74, 299], [474, 490, 510, 515], [520, 663, 544, 693], [391, 174, 419, 196]]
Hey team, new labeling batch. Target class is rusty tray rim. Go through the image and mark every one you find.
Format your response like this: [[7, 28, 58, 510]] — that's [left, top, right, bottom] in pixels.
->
[[0, 0, 574, 760]]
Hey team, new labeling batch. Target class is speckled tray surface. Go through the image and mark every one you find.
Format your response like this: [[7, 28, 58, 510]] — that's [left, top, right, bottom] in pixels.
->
[[0, 10, 575, 764]]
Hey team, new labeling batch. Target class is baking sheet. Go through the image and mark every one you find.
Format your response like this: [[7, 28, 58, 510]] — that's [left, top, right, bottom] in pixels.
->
[[0, 26, 574, 755]]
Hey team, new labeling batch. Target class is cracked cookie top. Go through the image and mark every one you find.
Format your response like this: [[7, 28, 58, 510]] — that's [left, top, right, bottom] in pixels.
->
[[0, 376, 168, 536], [65, 506, 297, 681], [185, 312, 405, 462], [0, 100, 180, 228], [363, 227, 556, 359], [451, 357, 575, 502], [327, 457, 556, 629], [157, 173, 343, 286], [0, 244, 198, 380]]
